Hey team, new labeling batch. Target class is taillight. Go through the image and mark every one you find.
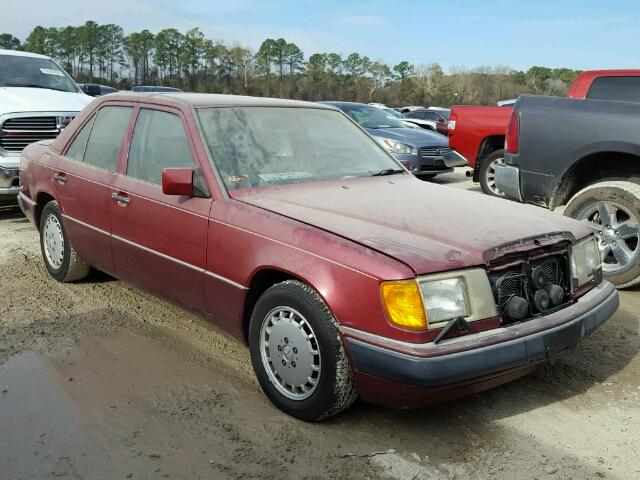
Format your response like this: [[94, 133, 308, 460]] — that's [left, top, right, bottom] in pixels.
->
[[505, 110, 520, 154], [447, 112, 457, 136]]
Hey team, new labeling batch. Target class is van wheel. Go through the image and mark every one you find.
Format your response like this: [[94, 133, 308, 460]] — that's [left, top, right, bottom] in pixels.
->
[[479, 149, 506, 197], [564, 181, 640, 288], [39, 201, 91, 282], [248, 280, 358, 421]]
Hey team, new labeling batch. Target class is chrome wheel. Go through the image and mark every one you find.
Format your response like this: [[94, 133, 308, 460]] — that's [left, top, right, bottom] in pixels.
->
[[259, 306, 321, 401], [43, 214, 64, 270], [577, 201, 640, 274], [484, 156, 505, 196]]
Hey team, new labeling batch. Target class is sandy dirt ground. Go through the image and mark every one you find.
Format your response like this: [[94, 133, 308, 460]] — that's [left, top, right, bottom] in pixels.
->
[[1, 169, 639, 479]]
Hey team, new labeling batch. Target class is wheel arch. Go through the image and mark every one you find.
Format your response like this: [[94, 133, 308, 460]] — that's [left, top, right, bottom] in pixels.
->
[[551, 151, 640, 209], [473, 135, 505, 181], [242, 267, 315, 343], [34, 190, 57, 229]]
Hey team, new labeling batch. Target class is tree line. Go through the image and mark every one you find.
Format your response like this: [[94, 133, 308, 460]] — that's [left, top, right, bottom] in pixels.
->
[[0, 22, 582, 107]]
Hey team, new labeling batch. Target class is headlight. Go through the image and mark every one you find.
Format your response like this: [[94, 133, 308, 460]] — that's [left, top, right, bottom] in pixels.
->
[[381, 269, 498, 331], [380, 139, 414, 155], [419, 277, 469, 324], [571, 235, 601, 288]]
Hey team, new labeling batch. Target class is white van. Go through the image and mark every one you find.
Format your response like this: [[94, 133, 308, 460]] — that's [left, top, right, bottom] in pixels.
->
[[0, 49, 92, 205]]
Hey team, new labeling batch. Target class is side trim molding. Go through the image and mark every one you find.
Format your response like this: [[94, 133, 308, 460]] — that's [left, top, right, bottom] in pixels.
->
[[62, 214, 247, 290]]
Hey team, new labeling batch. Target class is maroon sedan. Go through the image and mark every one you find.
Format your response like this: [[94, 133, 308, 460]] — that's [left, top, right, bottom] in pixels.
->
[[18, 93, 618, 420]]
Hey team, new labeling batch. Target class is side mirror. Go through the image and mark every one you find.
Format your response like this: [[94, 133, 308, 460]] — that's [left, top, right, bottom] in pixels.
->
[[81, 83, 102, 97], [162, 168, 194, 196]]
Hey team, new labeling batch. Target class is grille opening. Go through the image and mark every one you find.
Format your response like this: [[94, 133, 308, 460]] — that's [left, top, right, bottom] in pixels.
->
[[419, 146, 451, 157], [488, 254, 571, 325], [1, 116, 61, 153]]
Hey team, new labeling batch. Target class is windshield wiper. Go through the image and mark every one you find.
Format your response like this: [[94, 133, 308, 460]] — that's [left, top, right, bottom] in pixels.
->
[[371, 168, 405, 176], [6, 83, 71, 92]]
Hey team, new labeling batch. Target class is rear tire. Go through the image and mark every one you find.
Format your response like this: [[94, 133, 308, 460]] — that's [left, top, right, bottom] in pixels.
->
[[564, 181, 640, 288], [39, 201, 91, 282], [479, 149, 506, 197], [248, 280, 357, 421]]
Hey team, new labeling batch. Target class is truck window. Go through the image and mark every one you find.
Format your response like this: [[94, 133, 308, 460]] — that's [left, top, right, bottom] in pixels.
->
[[587, 76, 640, 104]]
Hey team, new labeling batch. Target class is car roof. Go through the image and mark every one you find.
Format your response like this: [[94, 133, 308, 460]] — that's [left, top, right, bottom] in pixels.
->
[[101, 92, 336, 109], [0, 48, 51, 59], [319, 101, 372, 108]]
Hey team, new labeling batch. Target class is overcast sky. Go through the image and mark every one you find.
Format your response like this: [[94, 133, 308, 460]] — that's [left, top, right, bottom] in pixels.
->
[[1, 0, 638, 71]]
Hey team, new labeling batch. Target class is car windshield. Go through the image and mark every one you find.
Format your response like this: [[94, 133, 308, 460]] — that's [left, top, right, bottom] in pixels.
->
[[338, 105, 406, 129], [197, 107, 403, 192], [0, 54, 79, 92]]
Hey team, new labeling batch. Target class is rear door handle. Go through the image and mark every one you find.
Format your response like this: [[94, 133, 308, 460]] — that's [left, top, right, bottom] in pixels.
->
[[111, 192, 130, 205], [53, 173, 67, 184]]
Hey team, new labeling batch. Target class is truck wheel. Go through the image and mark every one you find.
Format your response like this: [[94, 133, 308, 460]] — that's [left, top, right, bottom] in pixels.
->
[[39, 201, 91, 282], [564, 181, 640, 288], [248, 280, 358, 421], [479, 149, 506, 197]]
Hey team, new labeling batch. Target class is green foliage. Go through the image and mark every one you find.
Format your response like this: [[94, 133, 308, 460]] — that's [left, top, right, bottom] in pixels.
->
[[0, 33, 21, 50], [11, 21, 583, 105]]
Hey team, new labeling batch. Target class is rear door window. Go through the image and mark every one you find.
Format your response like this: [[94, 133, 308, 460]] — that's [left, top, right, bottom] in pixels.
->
[[126, 108, 196, 185], [587, 76, 640, 104], [83, 106, 133, 171]]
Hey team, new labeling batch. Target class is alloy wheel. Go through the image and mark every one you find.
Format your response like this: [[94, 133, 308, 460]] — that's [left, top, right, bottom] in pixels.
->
[[484, 156, 505, 196], [577, 200, 640, 274], [43, 214, 65, 270], [259, 306, 321, 401]]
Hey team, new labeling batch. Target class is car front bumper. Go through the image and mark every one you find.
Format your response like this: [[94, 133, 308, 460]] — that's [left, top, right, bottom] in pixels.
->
[[395, 150, 468, 176], [0, 161, 20, 204], [344, 281, 618, 391], [494, 163, 523, 201]]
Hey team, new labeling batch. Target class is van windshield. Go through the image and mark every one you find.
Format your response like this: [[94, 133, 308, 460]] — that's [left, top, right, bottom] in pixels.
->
[[0, 54, 79, 93]]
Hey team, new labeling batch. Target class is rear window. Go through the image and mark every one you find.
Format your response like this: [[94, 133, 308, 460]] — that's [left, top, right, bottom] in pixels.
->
[[586, 76, 640, 104]]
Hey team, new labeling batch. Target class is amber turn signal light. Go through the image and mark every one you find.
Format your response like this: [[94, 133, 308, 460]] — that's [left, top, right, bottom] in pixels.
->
[[380, 280, 428, 331]]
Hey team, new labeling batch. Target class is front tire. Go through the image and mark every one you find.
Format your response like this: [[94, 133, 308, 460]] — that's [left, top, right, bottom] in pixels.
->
[[39, 201, 91, 282], [479, 149, 506, 197], [248, 280, 357, 421], [564, 181, 640, 288]]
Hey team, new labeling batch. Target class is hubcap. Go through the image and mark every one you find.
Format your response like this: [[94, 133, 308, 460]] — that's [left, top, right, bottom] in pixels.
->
[[259, 306, 321, 401], [576, 201, 640, 274], [43, 214, 64, 270], [485, 157, 505, 196]]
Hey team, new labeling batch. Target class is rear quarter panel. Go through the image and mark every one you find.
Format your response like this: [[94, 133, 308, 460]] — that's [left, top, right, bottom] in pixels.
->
[[448, 106, 511, 167], [511, 95, 640, 207]]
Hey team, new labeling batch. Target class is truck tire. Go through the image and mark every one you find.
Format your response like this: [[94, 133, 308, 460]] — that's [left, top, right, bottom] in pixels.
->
[[39, 200, 91, 282], [564, 181, 640, 288], [248, 280, 358, 421], [479, 149, 506, 197]]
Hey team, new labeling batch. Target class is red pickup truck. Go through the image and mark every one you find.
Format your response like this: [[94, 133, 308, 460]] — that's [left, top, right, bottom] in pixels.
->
[[448, 70, 640, 196]]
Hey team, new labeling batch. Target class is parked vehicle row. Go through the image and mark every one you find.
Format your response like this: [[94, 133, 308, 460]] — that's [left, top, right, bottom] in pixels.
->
[[18, 92, 617, 420], [325, 102, 465, 178], [448, 70, 640, 197], [496, 92, 640, 288]]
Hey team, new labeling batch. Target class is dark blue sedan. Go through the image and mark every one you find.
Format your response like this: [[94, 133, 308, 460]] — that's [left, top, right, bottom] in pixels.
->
[[321, 102, 467, 178]]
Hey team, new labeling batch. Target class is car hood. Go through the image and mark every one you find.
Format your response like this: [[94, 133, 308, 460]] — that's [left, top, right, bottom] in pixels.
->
[[234, 176, 591, 275], [366, 127, 448, 147], [0, 87, 93, 114]]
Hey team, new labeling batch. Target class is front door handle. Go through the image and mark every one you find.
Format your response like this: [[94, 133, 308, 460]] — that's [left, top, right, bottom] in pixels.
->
[[53, 173, 67, 184], [111, 192, 130, 205]]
